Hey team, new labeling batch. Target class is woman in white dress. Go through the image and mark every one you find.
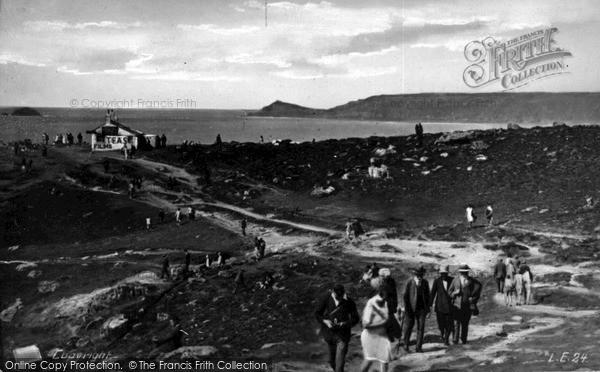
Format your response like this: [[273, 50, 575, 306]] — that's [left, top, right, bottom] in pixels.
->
[[360, 291, 392, 372]]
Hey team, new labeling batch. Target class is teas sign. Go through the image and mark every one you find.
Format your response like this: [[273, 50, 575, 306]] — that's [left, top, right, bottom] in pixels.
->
[[463, 28, 572, 91], [93, 136, 129, 150]]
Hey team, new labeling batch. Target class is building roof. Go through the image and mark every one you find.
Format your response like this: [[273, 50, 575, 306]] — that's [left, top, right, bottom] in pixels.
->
[[86, 119, 144, 135]]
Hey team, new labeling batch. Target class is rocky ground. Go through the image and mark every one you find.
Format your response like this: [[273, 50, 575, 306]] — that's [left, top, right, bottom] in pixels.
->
[[2, 124, 600, 371]]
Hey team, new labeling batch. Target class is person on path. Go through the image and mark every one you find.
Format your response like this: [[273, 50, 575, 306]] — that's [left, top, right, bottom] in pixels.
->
[[241, 218, 247, 236], [485, 205, 494, 226], [514, 270, 524, 306], [314, 284, 360, 372], [448, 264, 482, 345], [205, 254, 211, 268], [429, 265, 454, 346], [360, 286, 392, 372], [504, 258, 517, 306], [493, 258, 506, 293], [146, 217, 151, 230], [160, 255, 170, 279], [345, 219, 353, 240], [520, 262, 534, 305], [400, 266, 430, 353], [217, 252, 225, 267]]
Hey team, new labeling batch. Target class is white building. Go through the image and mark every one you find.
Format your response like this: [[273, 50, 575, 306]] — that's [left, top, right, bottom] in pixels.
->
[[87, 113, 156, 152]]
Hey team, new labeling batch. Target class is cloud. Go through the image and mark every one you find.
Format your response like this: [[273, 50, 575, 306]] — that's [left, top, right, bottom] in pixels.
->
[[24, 20, 142, 31], [177, 24, 260, 35], [57, 49, 139, 74]]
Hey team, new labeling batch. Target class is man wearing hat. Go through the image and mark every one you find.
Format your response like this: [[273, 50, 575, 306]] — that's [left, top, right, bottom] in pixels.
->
[[314, 284, 360, 372], [400, 266, 430, 353], [429, 265, 454, 346], [448, 264, 482, 345]]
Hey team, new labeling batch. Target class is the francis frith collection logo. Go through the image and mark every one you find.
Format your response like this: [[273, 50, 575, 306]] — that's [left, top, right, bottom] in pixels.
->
[[463, 27, 572, 90]]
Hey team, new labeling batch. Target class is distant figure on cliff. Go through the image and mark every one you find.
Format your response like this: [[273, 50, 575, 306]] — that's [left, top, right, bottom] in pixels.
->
[[260, 135, 264, 143], [466, 205, 476, 228], [160, 254, 170, 279], [77, 132, 83, 146], [161, 134, 167, 148], [241, 218, 247, 236], [415, 123, 424, 147], [215, 134, 222, 145], [43, 132, 49, 145], [485, 205, 494, 227]]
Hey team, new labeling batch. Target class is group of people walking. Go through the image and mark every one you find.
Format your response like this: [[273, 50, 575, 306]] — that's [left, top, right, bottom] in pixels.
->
[[316, 264, 482, 372], [493, 256, 534, 306]]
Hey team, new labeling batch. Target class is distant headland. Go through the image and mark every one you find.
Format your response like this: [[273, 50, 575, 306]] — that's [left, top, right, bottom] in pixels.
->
[[249, 92, 600, 124], [2, 107, 43, 116]]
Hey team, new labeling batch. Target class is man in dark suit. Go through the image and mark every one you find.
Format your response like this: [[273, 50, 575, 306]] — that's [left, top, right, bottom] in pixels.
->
[[400, 266, 430, 353], [429, 264, 454, 346], [314, 284, 360, 372], [448, 264, 482, 345], [493, 258, 506, 293]]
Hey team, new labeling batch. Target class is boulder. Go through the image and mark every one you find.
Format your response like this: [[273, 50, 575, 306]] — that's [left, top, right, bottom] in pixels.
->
[[507, 123, 522, 130], [552, 121, 567, 127], [1, 298, 23, 322], [101, 314, 129, 339], [435, 131, 477, 144], [16, 262, 37, 271], [161, 346, 218, 360], [311, 186, 335, 198], [27, 270, 42, 278], [38, 281, 59, 293]]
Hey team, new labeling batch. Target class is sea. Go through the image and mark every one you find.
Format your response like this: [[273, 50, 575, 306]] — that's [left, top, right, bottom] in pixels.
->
[[0, 108, 543, 144]]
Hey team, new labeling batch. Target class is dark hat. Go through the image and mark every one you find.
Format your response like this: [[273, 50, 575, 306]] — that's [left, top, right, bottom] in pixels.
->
[[411, 266, 426, 276], [333, 284, 345, 295], [458, 264, 470, 272]]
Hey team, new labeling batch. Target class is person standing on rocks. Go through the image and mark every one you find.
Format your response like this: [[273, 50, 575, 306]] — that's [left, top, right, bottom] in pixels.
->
[[241, 218, 247, 236], [485, 205, 494, 226], [400, 266, 430, 353], [183, 249, 191, 277], [151, 315, 182, 354], [493, 258, 506, 293], [448, 264, 482, 345], [415, 123, 424, 148], [466, 205, 476, 228], [258, 237, 266, 259], [160, 255, 170, 280], [161, 134, 167, 148], [429, 265, 454, 346], [233, 269, 246, 294], [314, 284, 360, 372], [175, 208, 182, 225]]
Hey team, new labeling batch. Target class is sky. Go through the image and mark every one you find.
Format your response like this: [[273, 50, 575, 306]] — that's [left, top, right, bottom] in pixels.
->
[[0, 0, 599, 109]]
